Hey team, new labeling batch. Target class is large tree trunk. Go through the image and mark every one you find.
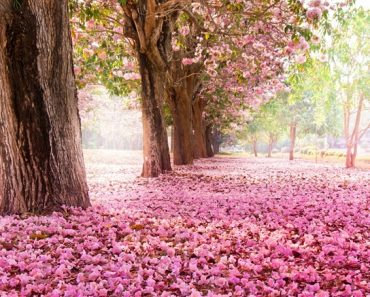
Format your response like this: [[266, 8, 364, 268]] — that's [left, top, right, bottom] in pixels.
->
[[0, 0, 89, 215], [192, 98, 207, 159], [169, 88, 194, 165], [205, 125, 214, 157], [166, 29, 203, 164], [120, 1, 176, 177], [289, 123, 296, 161], [212, 129, 222, 155], [138, 53, 171, 177]]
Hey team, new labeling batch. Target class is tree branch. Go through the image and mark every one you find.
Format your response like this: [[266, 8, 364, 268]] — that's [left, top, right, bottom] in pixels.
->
[[358, 122, 370, 140], [131, 9, 147, 53], [144, 0, 156, 38]]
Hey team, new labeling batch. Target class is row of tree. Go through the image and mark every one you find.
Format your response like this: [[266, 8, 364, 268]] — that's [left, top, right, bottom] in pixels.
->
[[70, 0, 326, 175], [237, 8, 370, 167], [0, 0, 342, 214]]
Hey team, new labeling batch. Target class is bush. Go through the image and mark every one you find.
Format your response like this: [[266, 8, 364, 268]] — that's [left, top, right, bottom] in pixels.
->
[[300, 148, 347, 158]]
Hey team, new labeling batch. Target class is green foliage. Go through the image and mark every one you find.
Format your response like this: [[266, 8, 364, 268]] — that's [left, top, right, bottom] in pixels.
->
[[71, 2, 140, 98]]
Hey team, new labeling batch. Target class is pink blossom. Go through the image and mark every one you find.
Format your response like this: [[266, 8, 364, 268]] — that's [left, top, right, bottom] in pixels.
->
[[182, 58, 194, 65], [306, 7, 322, 20], [179, 25, 190, 36], [296, 54, 307, 64]]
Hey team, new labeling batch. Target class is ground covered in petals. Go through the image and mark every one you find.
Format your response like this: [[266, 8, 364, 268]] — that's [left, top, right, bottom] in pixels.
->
[[1, 151, 369, 297]]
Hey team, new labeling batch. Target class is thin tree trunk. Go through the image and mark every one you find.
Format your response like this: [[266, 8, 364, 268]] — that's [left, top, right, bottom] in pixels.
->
[[268, 138, 273, 158], [345, 94, 364, 168], [345, 147, 354, 168], [0, 0, 89, 215], [192, 98, 207, 159], [344, 98, 352, 168], [289, 124, 296, 161], [252, 139, 258, 157], [138, 53, 171, 177]]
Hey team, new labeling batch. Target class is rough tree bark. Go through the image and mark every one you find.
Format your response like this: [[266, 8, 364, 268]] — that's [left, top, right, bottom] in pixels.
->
[[289, 123, 297, 161], [121, 1, 179, 177], [192, 97, 207, 159], [168, 86, 194, 165], [0, 0, 89, 215], [167, 58, 202, 165], [139, 53, 171, 177], [212, 129, 222, 155], [205, 125, 214, 157]]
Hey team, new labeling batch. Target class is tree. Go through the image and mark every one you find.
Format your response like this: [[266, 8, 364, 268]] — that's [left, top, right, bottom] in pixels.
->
[[71, 0, 177, 177], [329, 9, 370, 168], [259, 100, 285, 157], [72, 0, 325, 170], [0, 0, 89, 215], [238, 118, 263, 157], [290, 7, 370, 167]]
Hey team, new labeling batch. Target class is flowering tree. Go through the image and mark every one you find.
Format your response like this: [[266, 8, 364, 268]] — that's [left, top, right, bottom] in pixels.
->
[[71, 0, 330, 173], [328, 8, 370, 168], [281, 5, 369, 166], [71, 0, 183, 177]]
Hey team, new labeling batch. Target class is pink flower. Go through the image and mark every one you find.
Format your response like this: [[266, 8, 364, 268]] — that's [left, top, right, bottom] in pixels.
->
[[190, 289, 202, 297], [311, 35, 321, 45], [82, 48, 94, 57], [182, 58, 194, 65], [296, 54, 307, 64], [179, 25, 190, 36], [316, 291, 330, 297], [98, 51, 107, 60], [306, 7, 322, 20], [318, 54, 328, 63], [123, 72, 141, 80], [167, 247, 175, 257], [215, 277, 227, 287], [74, 66, 81, 75]]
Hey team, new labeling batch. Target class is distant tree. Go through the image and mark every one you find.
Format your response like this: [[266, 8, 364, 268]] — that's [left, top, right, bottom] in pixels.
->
[[258, 99, 286, 157], [328, 9, 370, 168], [238, 118, 263, 157]]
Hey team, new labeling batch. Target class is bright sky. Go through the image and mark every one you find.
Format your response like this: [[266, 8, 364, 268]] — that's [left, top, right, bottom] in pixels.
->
[[357, 0, 370, 8]]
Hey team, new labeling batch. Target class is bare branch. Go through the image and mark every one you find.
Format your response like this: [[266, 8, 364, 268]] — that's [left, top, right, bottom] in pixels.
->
[[358, 122, 370, 140], [131, 9, 147, 53]]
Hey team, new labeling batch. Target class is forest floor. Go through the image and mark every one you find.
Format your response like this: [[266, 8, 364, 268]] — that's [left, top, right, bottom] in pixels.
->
[[0, 150, 369, 296]]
